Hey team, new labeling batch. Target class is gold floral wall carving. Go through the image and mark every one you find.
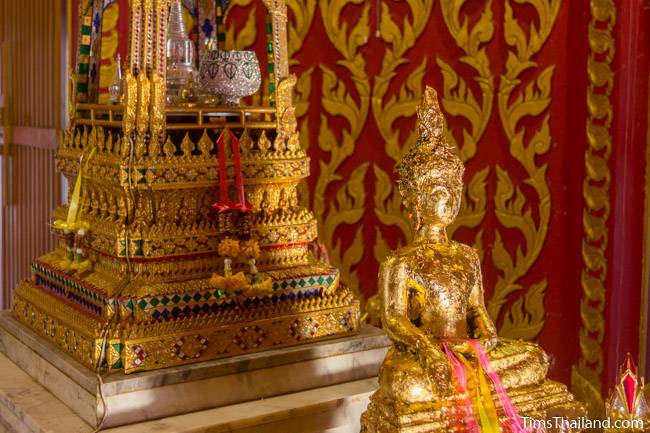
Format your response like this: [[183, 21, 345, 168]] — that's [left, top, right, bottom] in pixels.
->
[[571, 0, 616, 418], [288, 0, 562, 345]]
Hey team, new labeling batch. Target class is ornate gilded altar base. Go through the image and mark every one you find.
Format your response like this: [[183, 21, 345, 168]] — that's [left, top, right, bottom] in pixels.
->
[[14, 247, 357, 373], [0, 310, 388, 428]]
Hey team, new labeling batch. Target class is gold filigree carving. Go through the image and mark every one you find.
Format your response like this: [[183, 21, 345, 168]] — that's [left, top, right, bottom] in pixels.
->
[[437, 0, 494, 243], [313, 0, 370, 298], [571, 0, 616, 418], [489, 0, 560, 340], [286, 0, 316, 64], [224, 0, 257, 51], [367, 0, 431, 256], [372, 0, 493, 272]]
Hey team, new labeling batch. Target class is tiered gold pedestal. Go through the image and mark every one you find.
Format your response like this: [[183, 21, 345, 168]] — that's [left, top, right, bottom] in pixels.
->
[[0, 311, 389, 429], [12, 0, 360, 374], [12, 100, 360, 374]]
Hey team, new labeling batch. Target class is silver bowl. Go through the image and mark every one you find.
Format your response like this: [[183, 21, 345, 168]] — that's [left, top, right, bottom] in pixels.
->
[[199, 50, 261, 106]]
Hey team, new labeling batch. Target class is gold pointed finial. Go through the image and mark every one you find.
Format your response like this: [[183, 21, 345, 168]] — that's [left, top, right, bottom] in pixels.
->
[[416, 86, 445, 143], [396, 86, 463, 199]]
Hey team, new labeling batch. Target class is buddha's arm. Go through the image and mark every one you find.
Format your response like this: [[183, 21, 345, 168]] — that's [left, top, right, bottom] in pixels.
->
[[467, 251, 497, 340], [380, 257, 433, 352]]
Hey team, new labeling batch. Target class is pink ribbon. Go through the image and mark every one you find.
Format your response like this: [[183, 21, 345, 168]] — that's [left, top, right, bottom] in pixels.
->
[[469, 340, 542, 433]]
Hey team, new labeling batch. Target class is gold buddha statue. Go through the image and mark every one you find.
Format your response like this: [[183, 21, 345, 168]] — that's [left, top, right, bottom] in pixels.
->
[[360, 87, 585, 433]]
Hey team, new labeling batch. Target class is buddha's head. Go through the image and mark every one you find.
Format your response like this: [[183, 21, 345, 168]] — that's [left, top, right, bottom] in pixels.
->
[[396, 87, 464, 230]]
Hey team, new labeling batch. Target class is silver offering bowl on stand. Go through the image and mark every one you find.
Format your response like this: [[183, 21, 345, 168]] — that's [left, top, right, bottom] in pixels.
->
[[198, 50, 261, 106]]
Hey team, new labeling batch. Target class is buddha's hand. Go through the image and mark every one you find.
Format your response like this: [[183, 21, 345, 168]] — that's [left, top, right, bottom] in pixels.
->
[[428, 354, 452, 386], [481, 335, 498, 352], [415, 340, 451, 384]]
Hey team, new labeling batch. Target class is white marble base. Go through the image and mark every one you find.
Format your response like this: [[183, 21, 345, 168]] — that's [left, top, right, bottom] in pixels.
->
[[0, 351, 377, 433], [0, 311, 390, 428]]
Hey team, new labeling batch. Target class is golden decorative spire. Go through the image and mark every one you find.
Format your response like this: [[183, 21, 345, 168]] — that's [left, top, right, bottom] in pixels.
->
[[416, 86, 445, 142], [396, 86, 464, 198]]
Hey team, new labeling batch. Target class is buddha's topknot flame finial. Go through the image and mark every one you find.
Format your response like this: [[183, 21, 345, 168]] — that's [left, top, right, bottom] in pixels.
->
[[416, 86, 445, 143], [396, 86, 464, 199]]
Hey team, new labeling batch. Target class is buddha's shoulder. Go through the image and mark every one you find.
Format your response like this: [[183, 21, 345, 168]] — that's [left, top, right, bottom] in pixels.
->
[[451, 241, 479, 259], [387, 245, 417, 257], [381, 242, 479, 266], [380, 246, 418, 267]]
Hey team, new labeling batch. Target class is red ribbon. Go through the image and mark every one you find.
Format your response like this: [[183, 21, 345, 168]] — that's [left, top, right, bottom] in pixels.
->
[[212, 130, 252, 213], [215, 131, 229, 212]]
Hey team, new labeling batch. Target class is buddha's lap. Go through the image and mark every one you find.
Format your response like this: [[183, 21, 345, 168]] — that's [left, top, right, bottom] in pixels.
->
[[378, 339, 549, 403]]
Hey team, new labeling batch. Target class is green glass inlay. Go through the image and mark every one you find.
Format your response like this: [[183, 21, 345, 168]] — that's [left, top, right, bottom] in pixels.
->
[[149, 298, 159, 307], [134, 240, 144, 257], [267, 63, 274, 73], [138, 300, 147, 310], [78, 63, 89, 73], [137, 168, 147, 184], [182, 294, 192, 303], [203, 292, 211, 300], [161, 296, 170, 305], [81, 25, 91, 36], [79, 44, 90, 55], [172, 295, 181, 304]]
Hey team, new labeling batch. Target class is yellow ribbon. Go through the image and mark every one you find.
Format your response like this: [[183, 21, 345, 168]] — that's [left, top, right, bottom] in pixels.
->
[[457, 352, 501, 433], [476, 365, 501, 433], [53, 146, 96, 231]]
